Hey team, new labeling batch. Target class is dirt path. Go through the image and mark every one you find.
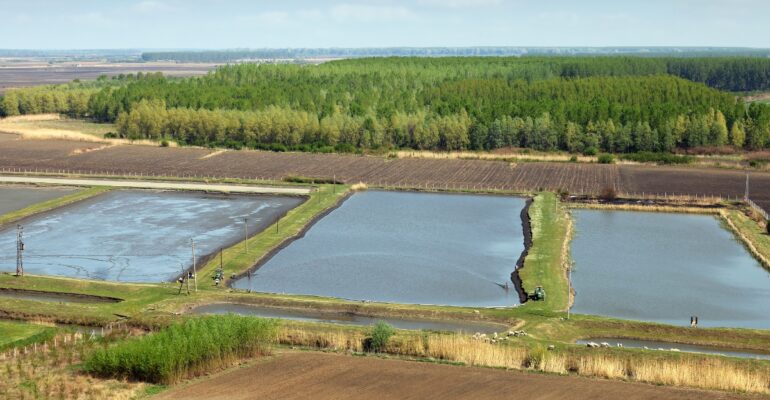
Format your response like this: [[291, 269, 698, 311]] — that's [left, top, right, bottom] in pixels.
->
[[0, 175, 310, 195], [155, 352, 757, 400]]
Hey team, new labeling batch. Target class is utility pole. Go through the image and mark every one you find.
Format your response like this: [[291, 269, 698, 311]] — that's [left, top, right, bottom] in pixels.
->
[[191, 238, 197, 293], [243, 217, 248, 253], [16, 225, 24, 277], [745, 173, 750, 201]]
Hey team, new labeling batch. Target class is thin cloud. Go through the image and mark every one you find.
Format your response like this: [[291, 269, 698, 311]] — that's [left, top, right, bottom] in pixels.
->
[[417, 0, 502, 8], [330, 4, 417, 23], [133, 1, 174, 13]]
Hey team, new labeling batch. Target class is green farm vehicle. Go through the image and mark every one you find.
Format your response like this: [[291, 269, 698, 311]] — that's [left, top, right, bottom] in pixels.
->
[[530, 286, 546, 301]]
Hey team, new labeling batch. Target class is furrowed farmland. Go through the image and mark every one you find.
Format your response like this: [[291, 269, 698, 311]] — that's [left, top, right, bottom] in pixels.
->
[[1, 136, 769, 212]]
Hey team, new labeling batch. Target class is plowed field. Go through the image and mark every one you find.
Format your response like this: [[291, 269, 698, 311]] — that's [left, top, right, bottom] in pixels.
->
[[155, 352, 755, 400], [1, 135, 769, 212]]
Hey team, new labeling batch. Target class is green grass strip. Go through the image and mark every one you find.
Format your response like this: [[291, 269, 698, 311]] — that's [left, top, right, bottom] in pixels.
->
[[198, 184, 350, 286], [518, 192, 570, 314]]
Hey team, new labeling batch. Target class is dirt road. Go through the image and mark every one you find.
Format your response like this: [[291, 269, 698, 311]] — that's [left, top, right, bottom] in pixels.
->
[[0, 176, 311, 195], [155, 352, 755, 400]]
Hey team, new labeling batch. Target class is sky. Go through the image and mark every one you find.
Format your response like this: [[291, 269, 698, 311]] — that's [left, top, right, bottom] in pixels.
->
[[1, 0, 769, 49]]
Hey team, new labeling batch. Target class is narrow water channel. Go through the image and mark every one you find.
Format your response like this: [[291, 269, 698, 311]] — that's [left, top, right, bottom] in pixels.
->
[[190, 303, 508, 334], [576, 338, 770, 360]]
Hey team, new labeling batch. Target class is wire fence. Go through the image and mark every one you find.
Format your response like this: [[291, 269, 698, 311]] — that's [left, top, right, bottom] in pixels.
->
[[747, 198, 770, 221], [1, 166, 769, 218]]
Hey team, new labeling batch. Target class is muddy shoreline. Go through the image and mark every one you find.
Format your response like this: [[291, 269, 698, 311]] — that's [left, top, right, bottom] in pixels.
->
[[511, 198, 533, 303], [228, 191, 354, 285]]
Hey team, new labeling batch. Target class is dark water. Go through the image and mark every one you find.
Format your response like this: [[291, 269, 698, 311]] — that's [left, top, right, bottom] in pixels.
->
[[234, 191, 525, 307], [0, 289, 120, 304], [0, 186, 76, 215], [576, 338, 770, 360], [571, 210, 770, 329], [0, 190, 303, 282], [191, 303, 507, 334]]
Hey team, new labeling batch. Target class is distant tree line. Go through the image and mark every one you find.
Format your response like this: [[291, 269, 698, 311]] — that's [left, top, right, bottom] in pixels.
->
[[2, 58, 770, 152], [140, 48, 770, 62]]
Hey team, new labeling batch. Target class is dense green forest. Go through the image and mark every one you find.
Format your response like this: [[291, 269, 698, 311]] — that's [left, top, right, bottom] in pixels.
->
[[2, 57, 770, 153]]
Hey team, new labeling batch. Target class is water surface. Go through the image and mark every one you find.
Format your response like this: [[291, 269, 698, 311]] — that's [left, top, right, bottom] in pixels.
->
[[571, 210, 770, 329], [234, 191, 525, 307], [0, 186, 76, 215], [0, 190, 303, 282], [192, 303, 507, 334]]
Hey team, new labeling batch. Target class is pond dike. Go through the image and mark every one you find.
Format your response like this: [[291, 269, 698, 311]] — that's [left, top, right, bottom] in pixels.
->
[[172, 194, 310, 283], [511, 198, 533, 304], [229, 191, 354, 285]]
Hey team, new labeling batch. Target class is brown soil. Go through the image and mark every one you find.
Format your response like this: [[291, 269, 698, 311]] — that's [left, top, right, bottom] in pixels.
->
[[155, 351, 757, 400], [0, 136, 769, 213]]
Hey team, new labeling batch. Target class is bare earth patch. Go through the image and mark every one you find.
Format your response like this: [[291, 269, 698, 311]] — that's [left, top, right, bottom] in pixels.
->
[[155, 351, 758, 400]]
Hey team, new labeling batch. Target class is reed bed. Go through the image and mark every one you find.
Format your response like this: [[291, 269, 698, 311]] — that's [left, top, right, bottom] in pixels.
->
[[85, 315, 279, 384], [281, 327, 770, 394], [0, 330, 144, 400]]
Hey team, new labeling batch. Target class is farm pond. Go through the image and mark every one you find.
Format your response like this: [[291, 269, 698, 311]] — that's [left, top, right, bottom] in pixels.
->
[[0, 185, 76, 215], [0, 190, 303, 282], [233, 191, 526, 308], [570, 210, 770, 329]]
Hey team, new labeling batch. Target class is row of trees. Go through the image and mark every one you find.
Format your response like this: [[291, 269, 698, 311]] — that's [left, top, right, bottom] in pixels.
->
[[115, 99, 770, 152]]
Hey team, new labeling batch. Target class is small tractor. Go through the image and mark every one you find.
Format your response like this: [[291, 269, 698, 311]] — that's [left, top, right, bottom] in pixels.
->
[[529, 286, 546, 301]]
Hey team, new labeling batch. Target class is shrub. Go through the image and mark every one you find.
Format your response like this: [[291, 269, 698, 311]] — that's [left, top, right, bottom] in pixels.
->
[[160, 139, 169, 147], [569, 155, 578, 162], [367, 322, 395, 353], [84, 315, 279, 384], [583, 147, 598, 156], [599, 186, 617, 201], [620, 152, 692, 165], [597, 153, 615, 164]]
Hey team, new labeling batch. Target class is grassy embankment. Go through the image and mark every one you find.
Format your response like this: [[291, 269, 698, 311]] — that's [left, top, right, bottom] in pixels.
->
[[0, 186, 110, 227], [0, 319, 55, 351], [517, 192, 571, 314], [196, 184, 349, 286]]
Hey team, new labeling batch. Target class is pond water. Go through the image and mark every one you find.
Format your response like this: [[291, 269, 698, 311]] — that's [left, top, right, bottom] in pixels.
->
[[570, 210, 770, 329], [575, 338, 770, 360], [233, 191, 525, 308], [191, 303, 507, 334], [0, 186, 76, 215], [0, 190, 303, 282]]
